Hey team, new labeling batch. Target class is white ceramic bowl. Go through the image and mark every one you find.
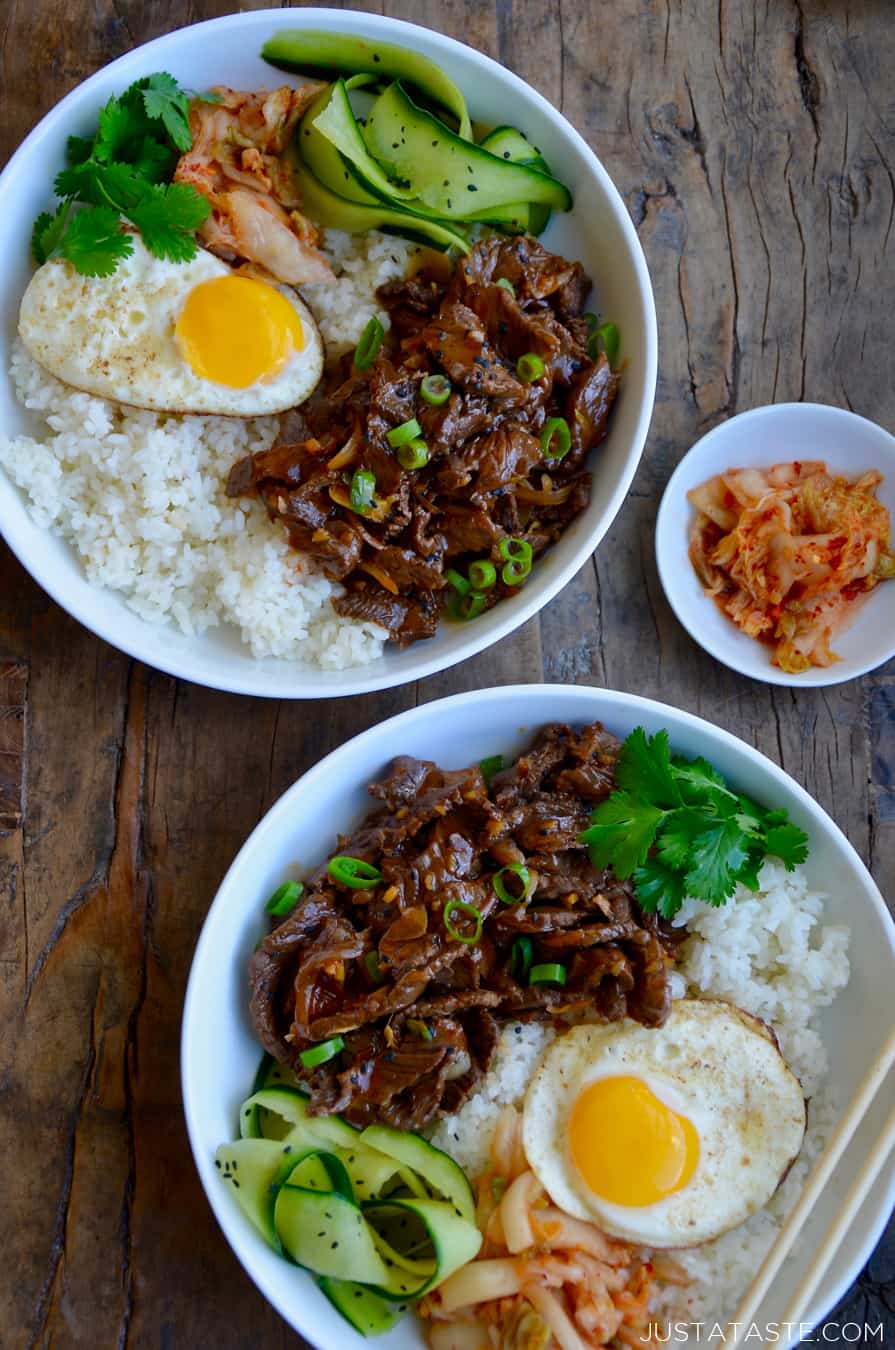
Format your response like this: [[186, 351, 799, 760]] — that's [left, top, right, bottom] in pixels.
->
[[0, 8, 657, 699], [182, 683, 895, 1349], [656, 403, 895, 686]]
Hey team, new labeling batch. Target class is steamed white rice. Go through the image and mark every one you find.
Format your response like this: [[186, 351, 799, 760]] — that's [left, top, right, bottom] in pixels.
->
[[431, 860, 851, 1324], [0, 229, 418, 667]]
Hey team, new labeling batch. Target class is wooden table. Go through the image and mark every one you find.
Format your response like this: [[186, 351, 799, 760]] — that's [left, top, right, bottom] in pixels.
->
[[1, 1, 892, 1345]]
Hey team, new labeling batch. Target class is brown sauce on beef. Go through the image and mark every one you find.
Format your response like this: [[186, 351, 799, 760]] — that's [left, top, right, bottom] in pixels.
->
[[227, 236, 620, 645], [249, 721, 679, 1131]]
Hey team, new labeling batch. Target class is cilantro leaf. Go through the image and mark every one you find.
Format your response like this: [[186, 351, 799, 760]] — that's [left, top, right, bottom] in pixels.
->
[[683, 816, 750, 905], [633, 858, 687, 920], [31, 201, 71, 263], [733, 845, 765, 892], [131, 135, 176, 183], [66, 134, 95, 166], [93, 94, 147, 164], [138, 72, 193, 152], [671, 755, 740, 817], [655, 808, 710, 870], [126, 182, 210, 260], [764, 822, 809, 869], [616, 728, 682, 809], [55, 160, 150, 212], [580, 791, 667, 879], [59, 207, 134, 277]]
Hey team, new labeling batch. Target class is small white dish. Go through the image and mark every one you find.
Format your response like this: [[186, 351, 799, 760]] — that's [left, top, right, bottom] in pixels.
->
[[655, 403, 895, 687], [182, 683, 895, 1349], [0, 7, 657, 699]]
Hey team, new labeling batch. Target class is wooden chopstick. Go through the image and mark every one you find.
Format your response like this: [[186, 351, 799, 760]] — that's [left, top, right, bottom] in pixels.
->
[[779, 1103, 895, 1333], [726, 1023, 895, 1349]]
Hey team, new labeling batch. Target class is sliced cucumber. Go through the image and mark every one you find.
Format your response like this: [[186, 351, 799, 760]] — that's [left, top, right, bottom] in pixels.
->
[[293, 155, 470, 252], [275, 1184, 391, 1284], [289, 1149, 355, 1202], [240, 1086, 361, 1150], [364, 1197, 483, 1300], [298, 90, 381, 206], [318, 1277, 406, 1336], [363, 83, 572, 219], [214, 1138, 317, 1251], [479, 124, 547, 170], [478, 126, 551, 234], [310, 79, 417, 202], [262, 30, 472, 139], [241, 1057, 305, 1138], [359, 1124, 476, 1223]]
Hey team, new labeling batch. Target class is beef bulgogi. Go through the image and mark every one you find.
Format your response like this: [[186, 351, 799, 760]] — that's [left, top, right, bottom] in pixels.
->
[[249, 721, 679, 1132], [227, 236, 620, 645]]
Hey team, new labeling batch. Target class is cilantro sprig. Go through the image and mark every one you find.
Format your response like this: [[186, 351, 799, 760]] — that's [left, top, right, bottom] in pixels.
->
[[579, 728, 809, 919], [30, 73, 212, 278]]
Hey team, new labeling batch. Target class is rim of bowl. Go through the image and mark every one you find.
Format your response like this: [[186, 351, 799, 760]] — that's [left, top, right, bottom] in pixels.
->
[[655, 402, 895, 688], [0, 7, 658, 700], [181, 682, 895, 1342]]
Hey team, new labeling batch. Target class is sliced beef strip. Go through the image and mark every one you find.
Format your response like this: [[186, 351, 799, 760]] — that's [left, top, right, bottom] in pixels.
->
[[250, 719, 674, 1130]]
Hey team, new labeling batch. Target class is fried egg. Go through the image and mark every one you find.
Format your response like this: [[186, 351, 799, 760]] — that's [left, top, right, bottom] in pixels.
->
[[18, 233, 323, 415], [522, 998, 806, 1247]]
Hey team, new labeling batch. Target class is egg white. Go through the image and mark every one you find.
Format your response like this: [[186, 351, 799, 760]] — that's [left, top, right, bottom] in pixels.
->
[[18, 232, 323, 416], [522, 998, 806, 1247]]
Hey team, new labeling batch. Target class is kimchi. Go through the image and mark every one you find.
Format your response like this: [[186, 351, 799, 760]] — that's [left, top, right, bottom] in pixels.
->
[[688, 461, 895, 673]]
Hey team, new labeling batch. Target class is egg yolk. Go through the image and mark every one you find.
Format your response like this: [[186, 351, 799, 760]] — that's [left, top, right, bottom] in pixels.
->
[[175, 275, 305, 388], [569, 1075, 699, 1207]]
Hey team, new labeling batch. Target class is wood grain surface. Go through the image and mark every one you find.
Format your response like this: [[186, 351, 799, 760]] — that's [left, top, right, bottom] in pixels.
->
[[1, 1, 893, 1346]]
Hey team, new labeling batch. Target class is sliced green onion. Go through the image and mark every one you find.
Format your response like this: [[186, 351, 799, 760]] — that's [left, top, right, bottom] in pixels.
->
[[265, 880, 303, 916], [540, 417, 572, 461], [499, 538, 533, 565], [516, 352, 545, 383], [468, 559, 497, 591], [445, 567, 470, 597], [456, 591, 486, 620], [397, 438, 429, 470], [300, 1035, 345, 1069], [420, 373, 451, 406], [529, 962, 567, 986], [349, 468, 376, 513], [479, 754, 504, 784], [443, 899, 483, 944], [364, 950, 383, 983], [354, 316, 384, 370], [386, 417, 423, 449], [496, 277, 516, 297], [406, 1018, 434, 1040], [511, 936, 533, 981], [588, 320, 620, 366], [328, 856, 383, 889], [493, 864, 533, 905], [582, 312, 599, 333], [499, 538, 533, 587]]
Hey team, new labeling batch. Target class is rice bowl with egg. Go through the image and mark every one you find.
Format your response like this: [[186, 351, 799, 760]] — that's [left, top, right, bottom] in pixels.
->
[[0, 11, 657, 695]]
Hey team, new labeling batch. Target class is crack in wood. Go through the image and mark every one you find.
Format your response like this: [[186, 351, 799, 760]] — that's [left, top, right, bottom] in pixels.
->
[[27, 974, 99, 1350]]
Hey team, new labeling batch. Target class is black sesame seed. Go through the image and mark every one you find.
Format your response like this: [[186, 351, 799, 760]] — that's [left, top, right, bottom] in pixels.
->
[[503, 150, 511, 159], [373, 53, 381, 61], [317, 1231, 325, 1238], [467, 184, 478, 192], [354, 1291, 363, 1299], [431, 139, 438, 147], [232, 1161, 238, 1171], [331, 1241, 339, 1249], [214, 1160, 221, 1169], [447, 199, 452, 208], [233, 1179, 240, 1188], [392, 141, 399, 150]]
